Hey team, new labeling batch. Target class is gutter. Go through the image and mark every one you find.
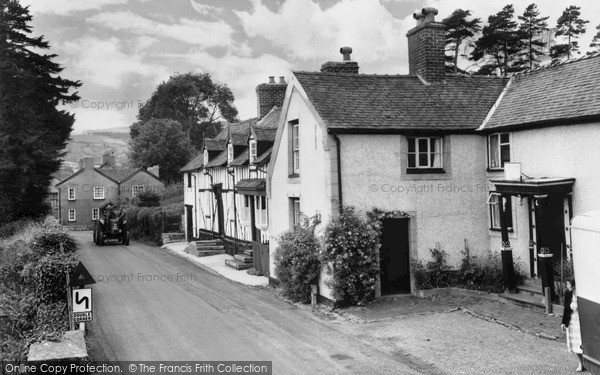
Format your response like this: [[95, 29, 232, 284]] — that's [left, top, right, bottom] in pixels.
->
[[332, 133, 343, 214]]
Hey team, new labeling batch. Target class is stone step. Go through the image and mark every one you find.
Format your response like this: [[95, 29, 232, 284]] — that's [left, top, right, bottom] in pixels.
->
[[196, 249, 225, 257], [517, 283, 544, 296], [244, 249, 253, 256], [197, 240, 223, 246], [234, 254, 253, 264], [225, 259, 253, 270], [196, 245, 225, 251]]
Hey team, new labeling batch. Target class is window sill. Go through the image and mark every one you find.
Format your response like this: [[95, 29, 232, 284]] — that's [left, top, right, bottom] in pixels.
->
[[93, 197, 105, 200], [486, 168, 504, 172], [406, 168, 445, 175], [489, 227, 514, 232], [288, 173, 300, 178]]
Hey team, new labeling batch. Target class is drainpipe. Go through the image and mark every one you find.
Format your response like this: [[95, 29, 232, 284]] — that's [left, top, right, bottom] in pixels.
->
[[333, 133, 343, 214], [227, 167, 238, 253]]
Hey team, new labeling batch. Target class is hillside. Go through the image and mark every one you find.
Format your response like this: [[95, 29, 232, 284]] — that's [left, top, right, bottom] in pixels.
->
[[63, 128, 131, 167]]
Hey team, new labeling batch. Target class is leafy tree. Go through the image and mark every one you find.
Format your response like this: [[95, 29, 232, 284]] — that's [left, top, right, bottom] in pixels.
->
[[129, 119, 194, 182], [442, 9, 481, 74], [589, 24, 600, 51], [550, 5, 589, 61], [134, 73, 238, 150], [471, 5, 525, 75], [0, 0, 80, 224], [518, 3, 549, 69]]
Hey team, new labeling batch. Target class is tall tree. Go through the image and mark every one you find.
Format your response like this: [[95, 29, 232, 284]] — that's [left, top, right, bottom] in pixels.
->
[[589, 24, 600, 51], [517, 3, 549, 69], [134, 73, 238, 151], [443, 9, 481, 74], [470, 5, 525, 76], [129, 119, 194, 183], [0, 0, 80, 224], [550, 5, 589, 61]]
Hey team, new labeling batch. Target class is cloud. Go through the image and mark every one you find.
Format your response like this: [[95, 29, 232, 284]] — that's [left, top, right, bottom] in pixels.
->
[[236, 0, 410, 64], [190, 0, 222, 17], [22, 0, 127, 15], [61, 37, 169, 89], [88, 11, 235, 48]]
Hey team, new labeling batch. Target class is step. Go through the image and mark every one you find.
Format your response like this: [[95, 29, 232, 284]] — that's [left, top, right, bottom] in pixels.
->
[[196, 245, 225, 251], [196, 240, 223, 246], [195, 249, 225, 257], [517, 283, 543, 296], [244, 249, 253, 256], [225, 259, 253, 270], [522, 278, 542, 287], [234, 254, 253, 264]]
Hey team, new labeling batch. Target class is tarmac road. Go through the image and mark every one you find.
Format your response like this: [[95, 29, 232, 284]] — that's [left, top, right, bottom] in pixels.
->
[[73, 232, 421, 375]]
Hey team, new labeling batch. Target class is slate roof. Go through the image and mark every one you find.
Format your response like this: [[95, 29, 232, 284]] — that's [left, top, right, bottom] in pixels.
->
[[483, 53, 600, 130], [180, 153, 205, 173], [253, 128, 277, 142], [230, 148, 249, 166], [293, 72, 509, 132], [204, 150, 228, 168], [253, 147, 272, 166], [205, 139, 227, 151], [229, 118, 255, 146], [235, 178, 266, 191], [97, 168, 138, 182]]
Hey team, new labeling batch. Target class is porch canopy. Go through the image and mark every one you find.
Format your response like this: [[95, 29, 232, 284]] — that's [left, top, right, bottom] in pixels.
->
[[490, 177, 575, 196], [235, 178, 266, 196]]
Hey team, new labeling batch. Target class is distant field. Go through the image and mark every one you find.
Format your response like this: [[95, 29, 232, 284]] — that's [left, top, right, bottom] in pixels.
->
[[64, 129, 130, 166]]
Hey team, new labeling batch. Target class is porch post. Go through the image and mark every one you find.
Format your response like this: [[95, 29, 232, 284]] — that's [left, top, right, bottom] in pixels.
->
[[499, 194, 516, 293]]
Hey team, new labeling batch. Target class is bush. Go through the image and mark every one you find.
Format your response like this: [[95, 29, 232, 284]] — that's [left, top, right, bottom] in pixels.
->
[[274, 226, 321, 303], [135, 191, 161, 207], [29, 230, 78, 260], [126, 203, 182, 243], [321, 207, 380, 306], [32, 253, 78, 303]]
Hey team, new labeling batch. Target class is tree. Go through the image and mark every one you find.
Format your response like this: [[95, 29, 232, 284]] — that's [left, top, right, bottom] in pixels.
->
[[129, 119, 194, 182], [443, 9, 481, 74], [518, 3, 549, 69], [134, 73, 238, 150], [589, 24, 600, 51], [0, 0, 80, 224], [550, 5, 589, 61], [471, 5, 525, 76]]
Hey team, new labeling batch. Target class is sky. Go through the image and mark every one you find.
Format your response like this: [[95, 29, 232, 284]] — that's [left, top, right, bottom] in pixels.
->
[[20, 0, 600, 134]]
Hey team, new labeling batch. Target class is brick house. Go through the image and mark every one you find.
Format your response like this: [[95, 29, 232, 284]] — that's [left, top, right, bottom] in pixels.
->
[[56, 153, 163, 227]]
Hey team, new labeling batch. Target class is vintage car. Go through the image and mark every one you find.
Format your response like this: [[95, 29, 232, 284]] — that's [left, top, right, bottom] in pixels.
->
[[93, 202, 129, 246]]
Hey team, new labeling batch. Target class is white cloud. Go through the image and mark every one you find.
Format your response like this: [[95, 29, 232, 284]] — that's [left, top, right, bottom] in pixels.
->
[[61, 37, 169, 89], [61, 105, 132, 133], [88, 11, 235, 48], [22, 0, 127, 15], [236, 0, 410, 64], [190, 0, 223, 17]]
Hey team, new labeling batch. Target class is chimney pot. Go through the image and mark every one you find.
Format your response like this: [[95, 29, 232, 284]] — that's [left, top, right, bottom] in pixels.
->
[[422, 7, 438, 23], [279, 76, 286, 84], [340, 46, 353, 61], [268, 76, 275, 84]]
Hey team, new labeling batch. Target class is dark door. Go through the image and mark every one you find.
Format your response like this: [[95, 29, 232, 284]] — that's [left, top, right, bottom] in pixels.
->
[[535, 194, 566, 259], [380, 218, 411, 294], [185, 204, 193, 242], [213, 184, 225, 236], [249, 196, 257, 242]]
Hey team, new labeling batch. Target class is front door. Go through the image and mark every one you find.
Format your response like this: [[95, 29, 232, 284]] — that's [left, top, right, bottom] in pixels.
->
[[380, 218, 411, 295], [535, 194, 566, 259], [185, 204, 193, 242]]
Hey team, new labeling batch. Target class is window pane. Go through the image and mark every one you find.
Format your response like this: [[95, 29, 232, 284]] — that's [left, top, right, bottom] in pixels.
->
[[500, 133, 509, 143], [418, 138, 428, 153], [408, 153, 415, 168], [489, 135, 499, 168], [500, 144, 510, 167], [408, 138, 415, 153], [418, 152, 429, 167], [431, 153, 442, 168], [491, 204, 500, 228], [432, 138, 442, 153]]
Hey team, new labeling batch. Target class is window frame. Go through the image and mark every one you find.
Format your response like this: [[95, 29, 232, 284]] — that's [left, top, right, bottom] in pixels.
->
[[291, 123, 300, 175], [488, 133, 510, 170], [255, 195, 268, 229], [93, 186, 105, 200], [488, 192, 514, 231], [290, 197, 301, 227], [92, 208, 99, 220], [407, 137, 443, 170], [68, 187, 76, 200], [132, 185, 144, 197], [68, 209, 76, 222]]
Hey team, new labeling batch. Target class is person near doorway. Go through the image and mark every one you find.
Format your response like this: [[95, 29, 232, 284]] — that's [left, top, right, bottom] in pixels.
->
[[561, 279, 585, 372]]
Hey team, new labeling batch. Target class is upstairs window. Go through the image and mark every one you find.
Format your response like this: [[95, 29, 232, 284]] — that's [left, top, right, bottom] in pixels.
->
[[93, 186, 105, 200], [255, 196, 268, 228], [408, 137, 443, 169], [488, 133, 510, 169], [291, 122, 300, 175], [132, 185, 144, 197], [187, 172, 192, 188], [68, 187, 76, 200], [249, 139, 257, 163], [227, 143, 234, 164]]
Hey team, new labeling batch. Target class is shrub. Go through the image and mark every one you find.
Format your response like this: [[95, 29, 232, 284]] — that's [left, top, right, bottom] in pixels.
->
[[321, 207, 380, 306], [274, 226, 321, 303], [29, 230, 78, 259], [126, 203, 182, 242], [31, 253, 78, 303], [135, 191, 161, 207]]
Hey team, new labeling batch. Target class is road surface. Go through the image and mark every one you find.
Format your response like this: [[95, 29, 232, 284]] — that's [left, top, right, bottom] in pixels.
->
[[74, 232, 421, 374]]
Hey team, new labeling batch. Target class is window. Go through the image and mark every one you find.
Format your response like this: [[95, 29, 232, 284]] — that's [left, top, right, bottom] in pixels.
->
[[488, 193, 513, 230], [240, 195, 251, 224], [291, 122, 300, 175], [92, 208, 99, 220], [255, 195, 268, 228], [203, 149, 209, 165], [290, 198, 301, 227], [68, 187, 76, 200], [93, 186, 104, 199], [488, 133, 510, 169], [187, 172, 192, 188], [227, 143, 234, 164], [49, 193, 58, 208], [408, 137, 443, 169], [132, 185, 144, 197], [249, 139, 257, 163], [68, 209, 76, 222]]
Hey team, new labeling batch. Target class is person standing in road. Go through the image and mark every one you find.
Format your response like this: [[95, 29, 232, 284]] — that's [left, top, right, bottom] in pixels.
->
[[561, 279, 585, 372]]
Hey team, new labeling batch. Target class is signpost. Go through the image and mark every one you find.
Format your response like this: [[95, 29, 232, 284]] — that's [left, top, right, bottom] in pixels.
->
[[66, 261, 96, 332]]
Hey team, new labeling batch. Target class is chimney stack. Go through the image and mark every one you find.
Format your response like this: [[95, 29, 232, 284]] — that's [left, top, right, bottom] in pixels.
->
[[320, 47, 359, 74], [256, 76, 287, 119], [102, 151, 116, 167], [81, 157, 95, 171], [406, 7, 445, 83]]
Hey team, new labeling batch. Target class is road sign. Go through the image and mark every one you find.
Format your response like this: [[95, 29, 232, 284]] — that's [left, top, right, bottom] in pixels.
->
[[72, 288, 92, 313], [70, 261, 96, 286], [73, 311, 92, 323]]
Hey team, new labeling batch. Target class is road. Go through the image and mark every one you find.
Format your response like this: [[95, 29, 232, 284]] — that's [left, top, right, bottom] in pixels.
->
[[74, 232, 421, 374]]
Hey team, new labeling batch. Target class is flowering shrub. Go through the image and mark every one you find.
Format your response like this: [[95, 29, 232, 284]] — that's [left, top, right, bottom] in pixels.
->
[[274, 226, 321, 303], [321, 207, 380, 306]]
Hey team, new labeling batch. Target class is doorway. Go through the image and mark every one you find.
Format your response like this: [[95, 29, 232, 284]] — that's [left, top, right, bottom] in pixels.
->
[[185, 204, 193, 242], [379, 218, 411, 294]]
